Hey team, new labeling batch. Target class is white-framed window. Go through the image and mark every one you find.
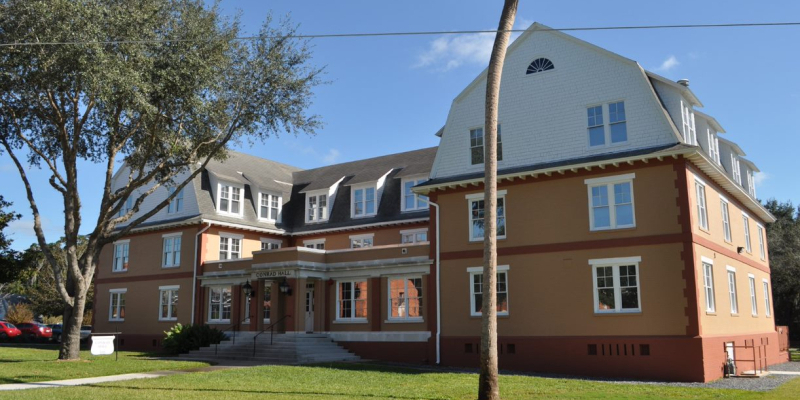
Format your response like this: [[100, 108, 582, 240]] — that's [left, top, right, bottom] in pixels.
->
[[304, 239, 325, 250], [113, 240, 129, 272], [727, 266, 738, 314], [159, 285, 179, 321], [590, 257, 642, 314], [217, 183, 242, 216], [742, 214, 752, 253], [469, 126, 503, 165], [757, 224, 765, 260], [720, 197, 731, 242], [167, 187, 183, 214], [336, 280, 368, 321], [350, 234, 374, 249], [681, 101, 697, 145], [162, 234, 181, 268], [468, 265, 509, 317], [588, 101, 627, 147], [260, 238, 281, 251], [208, 286, 232, 323], [258, 192, 282, 222], [388, 277, 423, 321], [695, 178, 709, 230], [707, 130, 720, 164], [109, 289, 126, 321], [219, 233, 242, 260], [352, 185, 377, 218], [702, 257, 716, 313], [466, 191, 507, 242], [746, 170, 757, 198], [118, 196, 133, 218], [305, 191, 328, 223], [748, 274, 758, 317], [731, 154, 742, 185], [263, 282, 272, 323], [763, 279, 771, 317], [401, 228, 428, 244], [585, 174, 635, 231], [402, 176, 429, 212]]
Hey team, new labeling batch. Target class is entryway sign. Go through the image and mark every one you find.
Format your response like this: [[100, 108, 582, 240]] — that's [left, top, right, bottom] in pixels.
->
[[91, 335, 115, 355]]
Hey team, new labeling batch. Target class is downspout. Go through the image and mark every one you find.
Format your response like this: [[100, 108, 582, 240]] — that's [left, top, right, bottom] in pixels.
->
[[426, 199, 442, 365], [191, 221, 212, 324]]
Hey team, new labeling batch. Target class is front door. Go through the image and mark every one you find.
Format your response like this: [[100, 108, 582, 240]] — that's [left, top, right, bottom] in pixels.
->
[[305, 282, 315, 333]]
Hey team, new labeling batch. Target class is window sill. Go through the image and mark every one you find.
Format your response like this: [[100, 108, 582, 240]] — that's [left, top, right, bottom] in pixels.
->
[[469, 236, 507, 243], [158, 318, 178, 322], [305, 220, 330, 224], [111, 269, 128, 274], [109, 319, 125, 322], [351, 214, 377, 219], [470, 314, 509, 319], [207, 320, 231, 325], [216, 212, 243, 218], [706, 311, 717, 316], [698, 226, 711, 235], [730, 313, 739, 317], [589, 226, 636, 233], [162, 265, 180, 269], [752, 314, 759, 318], [333, 319, 368, 324], [384, 318, 424, 324], [593, 310, 642, 316]]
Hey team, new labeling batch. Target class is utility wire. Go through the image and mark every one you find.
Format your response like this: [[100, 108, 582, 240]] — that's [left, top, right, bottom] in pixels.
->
[[0, 22, 799, 47]]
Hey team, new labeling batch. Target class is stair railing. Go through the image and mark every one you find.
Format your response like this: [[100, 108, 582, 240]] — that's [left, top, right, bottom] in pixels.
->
[[215, 315, 252, 355], [252, 314, 292, 356]]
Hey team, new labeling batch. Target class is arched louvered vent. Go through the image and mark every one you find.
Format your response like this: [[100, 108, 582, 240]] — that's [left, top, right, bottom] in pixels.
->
[[526, 58, 554, 74]]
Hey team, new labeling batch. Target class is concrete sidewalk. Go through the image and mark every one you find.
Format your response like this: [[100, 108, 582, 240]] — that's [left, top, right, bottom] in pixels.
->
[[0, 364, 250, 391]]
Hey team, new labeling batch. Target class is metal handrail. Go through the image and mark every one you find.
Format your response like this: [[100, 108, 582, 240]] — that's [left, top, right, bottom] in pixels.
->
[[252, 314, 291, 356], [214, 315, 252, 355]]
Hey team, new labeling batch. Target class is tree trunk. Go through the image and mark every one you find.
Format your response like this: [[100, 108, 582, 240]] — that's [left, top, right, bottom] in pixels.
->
[[59, 284, 87, 360], [479, 2, 518, 400]]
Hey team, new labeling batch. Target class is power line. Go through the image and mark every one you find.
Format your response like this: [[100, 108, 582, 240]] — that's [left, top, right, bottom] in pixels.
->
[[1, 21, 799, 47]]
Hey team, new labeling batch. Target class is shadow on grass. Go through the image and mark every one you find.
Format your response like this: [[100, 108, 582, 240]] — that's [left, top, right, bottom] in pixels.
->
[[300, 361, 433, 376], [0, 376, 57, 384]]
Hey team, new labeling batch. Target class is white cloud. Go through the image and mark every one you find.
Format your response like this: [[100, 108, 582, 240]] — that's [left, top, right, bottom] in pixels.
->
[[655, 55, 680, 72], [322, 149, 341, 165], [754, 172, 769, 185], [414, 18, 531, 71]]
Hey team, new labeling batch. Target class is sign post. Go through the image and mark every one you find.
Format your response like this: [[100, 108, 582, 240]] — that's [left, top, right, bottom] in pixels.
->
[[91, 332, 122, 361]]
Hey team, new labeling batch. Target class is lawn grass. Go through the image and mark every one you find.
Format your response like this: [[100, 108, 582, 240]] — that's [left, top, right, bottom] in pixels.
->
[[2, 362, 798, 400], [0, 345, 208, 384]]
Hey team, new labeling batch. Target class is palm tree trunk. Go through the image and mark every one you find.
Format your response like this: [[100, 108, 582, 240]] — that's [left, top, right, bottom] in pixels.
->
[[479, 1, 518, 400]]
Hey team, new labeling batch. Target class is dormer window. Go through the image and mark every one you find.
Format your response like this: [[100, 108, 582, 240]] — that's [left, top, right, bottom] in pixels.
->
[[402, 176, 429, 212], [167, 187, 183, 214], [730, 154, 742, 185], [217, 183, 242, 216], [306, 191, 328, 223], [526, 58, 554, 74], [588, 102, 627, 147], [707, 130, 720, 165], [352, 185, 377, 218], [746, 170, 757, 198], [470, 125, 503, 165], [258, 192, 281, 222], [681, 101, 697, 145]]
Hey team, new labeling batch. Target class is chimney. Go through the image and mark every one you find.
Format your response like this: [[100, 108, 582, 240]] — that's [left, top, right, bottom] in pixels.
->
[[677, 79, 690, 87]]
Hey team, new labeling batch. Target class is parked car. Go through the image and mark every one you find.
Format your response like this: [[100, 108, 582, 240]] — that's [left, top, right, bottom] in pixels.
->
[[49, 324, 92, 343], [48, 324, 62, 343], [0, 321, 22, 341], [16, 322, 53, 342]]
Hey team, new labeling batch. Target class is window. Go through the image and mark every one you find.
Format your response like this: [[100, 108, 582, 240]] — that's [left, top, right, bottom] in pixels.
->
[[588, 102, 627, 147], [743, 214, 752, 253], [208, 286, 232, 322], [681, 102, 696, 145], [402, 177, 429, 211], [469, 266, 509, 316], [702, 259, 716, 312], [118, 196, 133, 217], [113, 241, 129, 272], [109, 289, 126, 321], [217, 184, 242, 215], [260, 238, 281, 251], [707, 130, 720, 164], [263, 282, 272, 322], [259, 193, 281, 221], [727, 267, 738, 314], [388, 277, 423, 320], [695, 180, 708, 230], [401, 229, 428, 244], [306, 192, 328, 222], [159, 286, 179, 321], [526, 58, 554, 74], [352, 186, 377, 217], [748, 275, 758, 316], [167, 187, 183, 214], [350, 234, 374, 249], [763, 280, 771, 317], [337, 281, 368, 320], [585, 174, 635, 231], [591, 257, 641, 313], [219, 234, 242, 260], [304, 239, 325, 250], [720, 198, 731, 242], [162, 234, 181, 268], [469, 126, 503, 165], [757, 224, 765, 260], [731, 154, 742, 185], [467, 191, 506, 241], [746, 170, 757, 197]]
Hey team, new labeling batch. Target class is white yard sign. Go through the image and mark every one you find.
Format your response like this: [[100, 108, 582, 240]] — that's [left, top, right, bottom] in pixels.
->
[[90, 335, 115, 356]]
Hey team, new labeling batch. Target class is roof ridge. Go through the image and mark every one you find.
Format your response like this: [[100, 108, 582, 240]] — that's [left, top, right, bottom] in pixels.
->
[[294, 146, 438, 175]]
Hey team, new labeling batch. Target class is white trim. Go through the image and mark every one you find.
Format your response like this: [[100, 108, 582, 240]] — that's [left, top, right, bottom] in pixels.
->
[[207, 285, 232, 324], [305, 189, 330, 223], [303, 238, 326, 250], [583, 173, 636, 186], [386, 276, 425, 322], [350, 183, 379, 218], [161, 232, 183, 238], [466, 265, 510, 273], [161, 235, 182, 268], [701, 256, 715, 265], [108, 288, 127, 322], [158, 286, 179, 321], [334, 279, 369, 322], [219, 232, 244, 240], [586, 174, 636, 231], [349, 233, 375, 240], [727, 265, 737, 272], [216, 181, 245, 217], [159, 285, 180, 290], [260, 237, 282, 244], [467, 266, 510, 317], [113, 239, 130, 244], [747, 273, 756, 279], [588, 256, 642, 266], [465, 190, 507, 200], [400, 228, 428, 235], [109, 288, 127, 293], [257, 191, 283, 223], [292, 217, 430, 237], [467, 193, 508, 242], [400, 175, 429, 212], [591, 259, 642, 314]]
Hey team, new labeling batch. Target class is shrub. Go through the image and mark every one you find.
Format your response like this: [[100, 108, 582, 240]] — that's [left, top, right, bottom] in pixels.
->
[[82, 309, 93, 326], [41, 315, 62, 325], [162, 323, 226, 355], [5, 303, 34, 325]]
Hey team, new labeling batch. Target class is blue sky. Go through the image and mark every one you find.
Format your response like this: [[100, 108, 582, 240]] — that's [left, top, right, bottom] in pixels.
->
[[2, 0, 799, 250]]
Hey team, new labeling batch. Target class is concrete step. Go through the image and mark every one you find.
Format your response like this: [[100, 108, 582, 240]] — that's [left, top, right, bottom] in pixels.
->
[[182, 333, 360, 365]]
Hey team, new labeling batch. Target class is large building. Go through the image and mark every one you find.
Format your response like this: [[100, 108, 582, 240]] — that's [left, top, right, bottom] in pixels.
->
[[94, 23, 789, 382]]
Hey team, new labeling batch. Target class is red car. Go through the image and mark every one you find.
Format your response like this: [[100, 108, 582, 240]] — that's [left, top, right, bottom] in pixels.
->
[[0, 321, 22, 341], [15, 322, 53, 342]]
